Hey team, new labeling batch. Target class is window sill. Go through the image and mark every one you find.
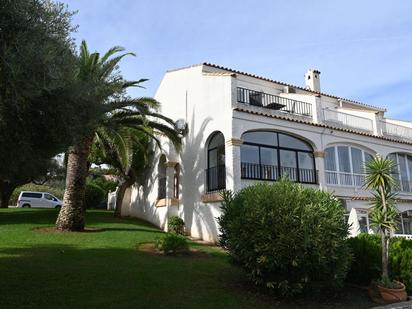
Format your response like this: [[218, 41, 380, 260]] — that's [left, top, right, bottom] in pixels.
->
[[201, 192, 224, 203], [155, 198, 179, 207]]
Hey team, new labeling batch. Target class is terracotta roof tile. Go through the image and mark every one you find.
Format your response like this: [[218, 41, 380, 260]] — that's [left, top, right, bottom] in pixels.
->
[[234, 106, 412, 146]]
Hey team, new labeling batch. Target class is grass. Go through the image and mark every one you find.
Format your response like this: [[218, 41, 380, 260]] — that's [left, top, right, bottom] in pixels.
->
[[0, 209, 374, 308]]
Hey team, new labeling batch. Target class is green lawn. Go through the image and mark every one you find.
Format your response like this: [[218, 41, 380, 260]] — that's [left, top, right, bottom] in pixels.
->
[[0, 209, 373, 308]]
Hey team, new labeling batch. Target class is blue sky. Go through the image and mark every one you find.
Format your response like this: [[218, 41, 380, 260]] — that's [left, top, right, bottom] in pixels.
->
[[63, 0, 412, 120]]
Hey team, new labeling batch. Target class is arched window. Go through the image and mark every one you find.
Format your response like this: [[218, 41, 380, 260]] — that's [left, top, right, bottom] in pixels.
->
[[174, 163, 180, 199], [325, 145, 373, 187], [388, 153, 412, 193], [206, 132, 226, 191], [157, 155, 166, 199], [240, 131, 316, 183]]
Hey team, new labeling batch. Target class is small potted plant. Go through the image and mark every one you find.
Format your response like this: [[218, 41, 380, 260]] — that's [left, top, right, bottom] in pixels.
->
[[364, 156, 407, 303]]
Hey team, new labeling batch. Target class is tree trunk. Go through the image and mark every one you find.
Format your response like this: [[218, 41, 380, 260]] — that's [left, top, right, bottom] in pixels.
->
[[379, 185, 390, 279], [114, 170, 136, 217], [56, 136, 93, 231], [0, 181, 17, 208], [382, 229, 390, 279]]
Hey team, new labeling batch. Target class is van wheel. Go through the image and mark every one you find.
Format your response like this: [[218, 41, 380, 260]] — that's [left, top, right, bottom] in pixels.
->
[[55, 205, 62, 209], [22, 204, 31, 208]]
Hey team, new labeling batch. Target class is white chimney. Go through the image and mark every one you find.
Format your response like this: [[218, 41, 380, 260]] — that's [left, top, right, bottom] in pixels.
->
[[304, 69, 321, 92]]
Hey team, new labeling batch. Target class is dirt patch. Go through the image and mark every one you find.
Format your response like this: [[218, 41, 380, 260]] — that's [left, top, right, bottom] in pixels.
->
[[32, 226, 105, 233], [136, 242, 210, 258]]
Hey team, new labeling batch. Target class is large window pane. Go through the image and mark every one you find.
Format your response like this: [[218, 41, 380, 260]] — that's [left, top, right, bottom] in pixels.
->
[[260, 147, 277, 166], [208, 149, 218, 167], [398, 154, 409, 191], [242, 131, 277, 146], [351, 147, 363, 174], [240, 145, 259, 163], [261, 147, 278, 180], [337, 146, 351, 173], [298, 152, 315, 183], [278, 133, 311, 151], [280, 150, 297, 181], [240, 145, 260, 179], [325, 147, 336, 171]]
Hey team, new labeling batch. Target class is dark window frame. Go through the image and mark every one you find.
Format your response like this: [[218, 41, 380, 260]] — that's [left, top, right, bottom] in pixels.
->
[[241, 132, 317, 184], [206, 133, 226, 192]]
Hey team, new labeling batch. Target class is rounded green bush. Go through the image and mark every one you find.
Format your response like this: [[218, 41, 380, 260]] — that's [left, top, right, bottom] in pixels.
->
[[156, 233, 189, 254], [84, 182, 105, 209], [218, 181, 351, 296], [168, 216, 185, 235]]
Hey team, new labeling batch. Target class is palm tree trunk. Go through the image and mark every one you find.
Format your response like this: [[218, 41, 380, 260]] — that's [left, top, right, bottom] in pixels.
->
[[56, 135, 93, 231], [114, 170, 136, 217], [380, 185, 389, 279]]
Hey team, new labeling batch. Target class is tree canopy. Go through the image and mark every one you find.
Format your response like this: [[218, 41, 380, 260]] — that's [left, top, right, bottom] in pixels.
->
[[0, 0, 92, 206]]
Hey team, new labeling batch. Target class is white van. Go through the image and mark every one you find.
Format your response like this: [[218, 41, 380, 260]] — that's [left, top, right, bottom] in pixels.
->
[[17, 191, 62, 209]]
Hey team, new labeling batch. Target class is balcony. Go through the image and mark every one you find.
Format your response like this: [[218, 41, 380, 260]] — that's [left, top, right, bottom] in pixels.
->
[[325, 171, 365, 187], [322, 109, 374, 133], [241, 162, 317, 184], [381, 121, 412, 141], [326, 172, 412, 194], [236, 87, 312, 117]]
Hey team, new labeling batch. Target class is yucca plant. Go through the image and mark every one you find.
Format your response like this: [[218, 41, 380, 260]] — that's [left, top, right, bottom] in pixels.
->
[[364, 156, 398, 282], [55, 41, 181, 231]]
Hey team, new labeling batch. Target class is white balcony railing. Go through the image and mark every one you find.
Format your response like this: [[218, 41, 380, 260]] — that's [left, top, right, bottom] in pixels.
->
[[323, 109, 374, 133], [326, 171, 412, 194], [325, 171, 365, 187], [381, 121, 412, 141]]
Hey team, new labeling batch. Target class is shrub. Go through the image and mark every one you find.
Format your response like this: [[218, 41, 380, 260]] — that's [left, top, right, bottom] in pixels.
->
[[168, 216, 185, 235], [84, 182, 105, 209], [218, 181, 351, 296], [89, 177, 118, 195], [346, 234, 381, 285], [10, 183, 64, 205], [156, 233, 189, 255], [347, 234, 412, 294]]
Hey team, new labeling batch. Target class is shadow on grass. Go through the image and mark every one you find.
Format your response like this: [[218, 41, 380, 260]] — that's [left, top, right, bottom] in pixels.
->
[[0, 244, 257, 309]]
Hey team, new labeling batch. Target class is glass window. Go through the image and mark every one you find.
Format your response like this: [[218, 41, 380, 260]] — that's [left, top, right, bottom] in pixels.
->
[[280, 150, 297, 181], [240, 131, 315, 183], [325, 147, 336, 171], [337, 146, 351, 173], [44, 194, 54, 200], [351, 147, 363, 174], [240, 145, 259, 164], [21, 192, 42, 198], [260, 147, 277, 166], [299, 152, 315, 183], [242, 131, 277, 146], [207, 132, 226, 191], [209, 133, 225, 149], [278, 133, 311, 151]]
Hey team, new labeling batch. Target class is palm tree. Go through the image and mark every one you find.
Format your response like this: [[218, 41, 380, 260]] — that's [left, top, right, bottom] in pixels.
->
[[90, 127, 154, 217], [55, 41, 181, 231], [364, 156, 398, 281]]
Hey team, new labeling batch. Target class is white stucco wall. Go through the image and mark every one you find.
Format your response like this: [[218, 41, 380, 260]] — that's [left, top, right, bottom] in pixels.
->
[[124, 63, 412, 242]]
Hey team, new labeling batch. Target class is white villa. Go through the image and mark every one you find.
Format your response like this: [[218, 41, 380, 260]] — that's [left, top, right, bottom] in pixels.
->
[[118, 63, 412, 243]]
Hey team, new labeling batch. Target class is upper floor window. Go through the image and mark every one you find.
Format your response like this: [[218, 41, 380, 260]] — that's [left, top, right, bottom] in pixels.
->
[[206, 132, 226, 192], [388, 153, 412, 193], [325, 145, 373, 187], [240, 131, 316, 183]]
